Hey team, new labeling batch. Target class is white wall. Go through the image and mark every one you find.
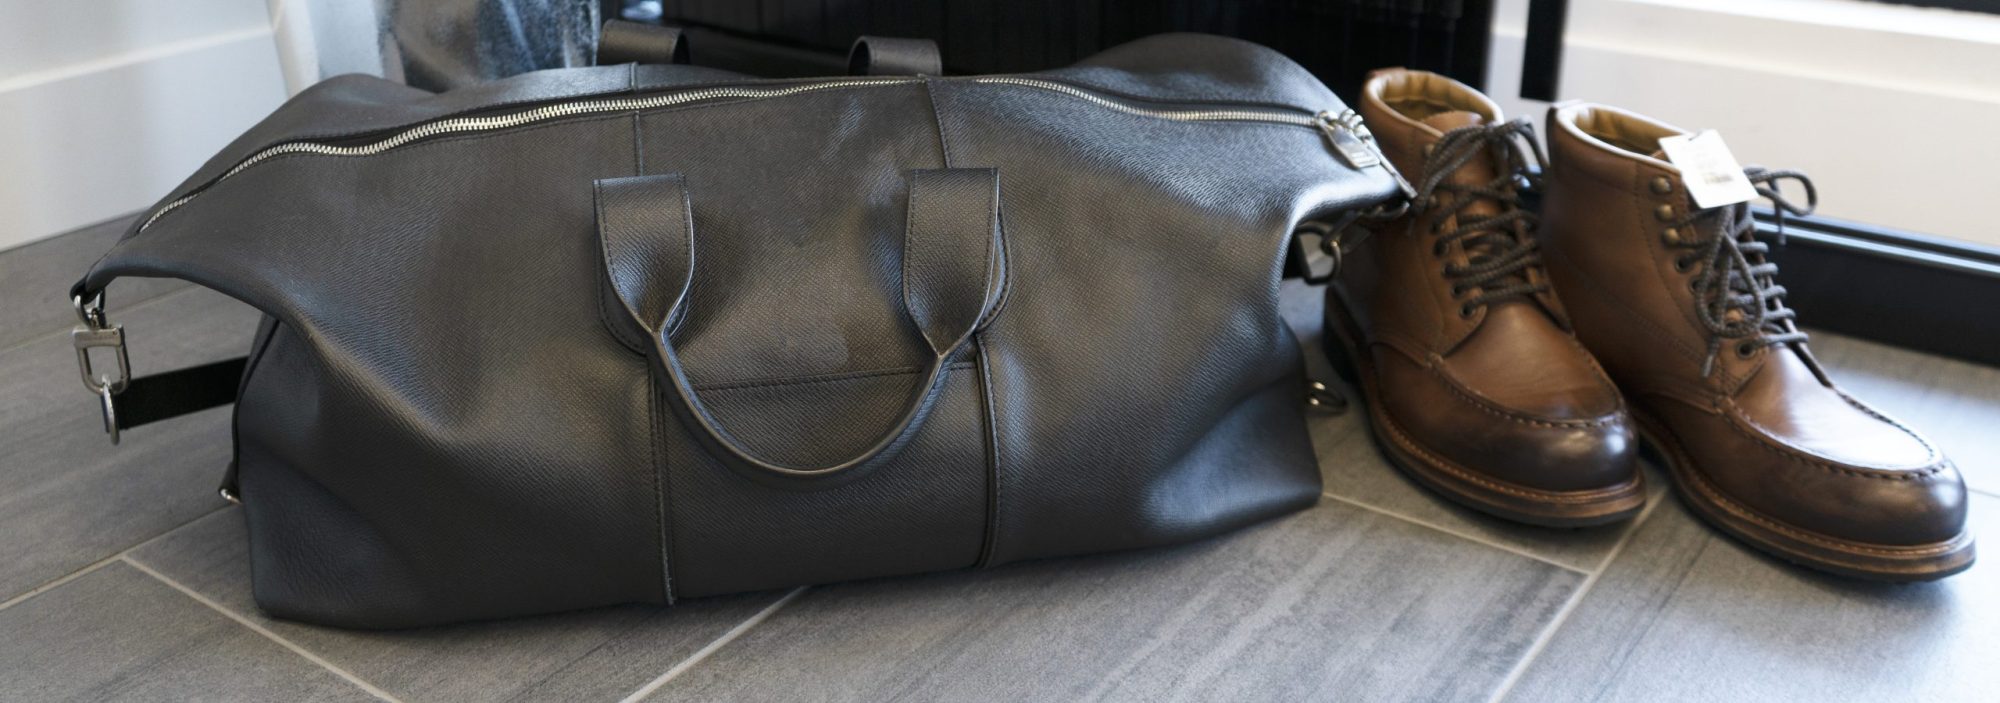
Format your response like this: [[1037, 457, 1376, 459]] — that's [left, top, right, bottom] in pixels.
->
[[1484, 0, 2000, 247], [268, 0, 386, 95], [0, 0, 288, 252]]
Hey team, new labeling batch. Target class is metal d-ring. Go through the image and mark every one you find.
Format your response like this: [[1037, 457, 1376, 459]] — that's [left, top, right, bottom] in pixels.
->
[[72, 289, 129, 444]]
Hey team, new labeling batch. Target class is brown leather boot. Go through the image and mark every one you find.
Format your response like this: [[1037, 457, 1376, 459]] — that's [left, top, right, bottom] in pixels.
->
[[1540, 102, 1974, 580], [1322, 69, 1643, 527]]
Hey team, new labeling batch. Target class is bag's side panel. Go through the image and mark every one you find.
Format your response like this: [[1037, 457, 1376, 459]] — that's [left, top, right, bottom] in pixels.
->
[[926, 77, 1348, 566], [156, 117, 669, 628]]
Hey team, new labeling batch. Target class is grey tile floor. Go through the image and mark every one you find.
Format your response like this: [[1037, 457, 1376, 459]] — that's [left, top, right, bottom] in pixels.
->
[[1, 218, 1994, 702]]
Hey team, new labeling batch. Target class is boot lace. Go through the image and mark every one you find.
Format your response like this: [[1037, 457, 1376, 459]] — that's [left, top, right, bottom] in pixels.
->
[[1660, 168, 1818, 376], [1412, 119, 1551, 315]]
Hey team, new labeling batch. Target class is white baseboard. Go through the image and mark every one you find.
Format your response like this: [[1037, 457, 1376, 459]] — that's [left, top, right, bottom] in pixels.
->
[[0, 30, 287, 252]]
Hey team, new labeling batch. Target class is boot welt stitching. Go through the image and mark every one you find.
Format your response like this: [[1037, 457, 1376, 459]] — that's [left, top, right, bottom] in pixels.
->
[[1652, 420, 1968, 557], [1341, 304, 1637, 502], [1371, 392, 1640, 503]]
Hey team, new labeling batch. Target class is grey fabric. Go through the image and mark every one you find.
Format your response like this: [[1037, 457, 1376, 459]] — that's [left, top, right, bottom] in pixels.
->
[[77, 33, 1401, 628], [380, 0, 601, 91]]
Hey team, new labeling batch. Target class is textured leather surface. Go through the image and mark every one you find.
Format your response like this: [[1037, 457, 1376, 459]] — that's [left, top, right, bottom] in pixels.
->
[[81, 34, 1397, 627], [1541, 103, 1968, 547], [600, 170, 1004, 486]]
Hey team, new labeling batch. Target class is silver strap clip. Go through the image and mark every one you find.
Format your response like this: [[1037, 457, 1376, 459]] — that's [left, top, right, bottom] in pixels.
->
[[71, 291, 128, 444]]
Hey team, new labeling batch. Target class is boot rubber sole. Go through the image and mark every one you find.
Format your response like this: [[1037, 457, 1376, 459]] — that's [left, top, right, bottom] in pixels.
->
[[1322, 294, 1646, 528], [1630, 409, 1976, 582]]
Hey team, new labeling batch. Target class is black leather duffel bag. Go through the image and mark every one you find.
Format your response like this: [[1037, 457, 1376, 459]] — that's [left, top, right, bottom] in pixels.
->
[[69, 33, 1404, 628]]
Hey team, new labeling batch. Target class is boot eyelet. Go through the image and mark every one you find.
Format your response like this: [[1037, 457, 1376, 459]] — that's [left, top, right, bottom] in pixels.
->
[[1687, 279, 1701, 292], [1661, 227, 1681, 245], [1423, 144, 1437, 157], [1673, 258, 1692, 273], [1735, 342, 1758, 358], [1459, 304, 1476, 318], [1655, 204, 1675, 222], [1650, 177, 1673, 195]]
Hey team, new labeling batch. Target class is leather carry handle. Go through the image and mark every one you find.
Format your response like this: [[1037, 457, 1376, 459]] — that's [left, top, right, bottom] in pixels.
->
[[846, 36, 942, 76], [595, 170, 1005, 486]]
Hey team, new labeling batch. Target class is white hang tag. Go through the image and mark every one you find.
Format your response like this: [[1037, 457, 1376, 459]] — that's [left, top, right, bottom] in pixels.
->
[[1657, 130, 1757, 209]]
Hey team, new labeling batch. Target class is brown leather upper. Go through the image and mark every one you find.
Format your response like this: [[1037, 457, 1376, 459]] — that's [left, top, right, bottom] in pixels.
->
[[1334, 70, 1636, 492], [1540, 103, 1968, 545]]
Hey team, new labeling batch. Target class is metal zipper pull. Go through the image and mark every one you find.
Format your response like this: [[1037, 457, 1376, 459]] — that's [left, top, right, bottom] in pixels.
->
[[1317, 109, 1416, 199], [1317, 109, 1379, 169]]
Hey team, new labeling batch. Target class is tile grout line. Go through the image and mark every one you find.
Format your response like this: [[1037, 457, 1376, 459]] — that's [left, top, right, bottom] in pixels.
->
[[1319, 492, 1591, 575], [0, 283, 209, 357], [121, 556, 406, 703], [0, 503, 234, 613], [0, 554, 122, 612], [616, 586, 809, 703], [1482, 491, 1665, 703]]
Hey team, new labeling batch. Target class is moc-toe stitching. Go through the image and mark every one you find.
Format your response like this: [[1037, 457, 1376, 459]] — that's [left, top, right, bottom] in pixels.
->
[[1427, 358, 1625, 428], [1720, 397, 1944, 479], [1372, 398, 1639, 503], [1684, 468, 1966, 556], [1364, 347, 1637, 499], [1650, 423, 1965, 556]]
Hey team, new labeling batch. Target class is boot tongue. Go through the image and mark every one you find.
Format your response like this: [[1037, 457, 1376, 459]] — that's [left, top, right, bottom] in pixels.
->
[[1416, 110, 1504, 224], [1420, 110, 1486, 133], [1416, 110, 1517, 272], [1653, 145, 1754, 326]]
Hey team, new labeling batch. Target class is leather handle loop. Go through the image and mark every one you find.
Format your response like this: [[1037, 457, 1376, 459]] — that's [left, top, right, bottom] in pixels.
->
[[598, 20, 689, 66], [846, 36, 942, 76], [903, 169, 1005, 355], [594, 170, 1004, 487]]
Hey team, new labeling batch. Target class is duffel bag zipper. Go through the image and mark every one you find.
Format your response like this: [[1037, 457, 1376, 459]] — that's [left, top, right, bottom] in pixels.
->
[[140, 75, 1402, 231]]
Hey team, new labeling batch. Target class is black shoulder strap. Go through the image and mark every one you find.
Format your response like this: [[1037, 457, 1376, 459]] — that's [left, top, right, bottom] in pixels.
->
[[112, 358, 247, 431]]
